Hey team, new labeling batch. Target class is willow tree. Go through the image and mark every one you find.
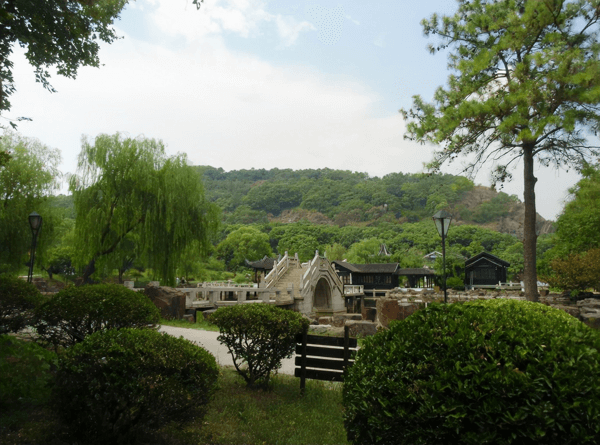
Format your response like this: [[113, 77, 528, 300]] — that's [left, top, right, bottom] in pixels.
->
[[70, 133, 219, 285], [401, 0, 600, 301]]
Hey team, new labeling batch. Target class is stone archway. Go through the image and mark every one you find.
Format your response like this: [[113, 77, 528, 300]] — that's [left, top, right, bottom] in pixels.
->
[[313, 277, 331, 310]]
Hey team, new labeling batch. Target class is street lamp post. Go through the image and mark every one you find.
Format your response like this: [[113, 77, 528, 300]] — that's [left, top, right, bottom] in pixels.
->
[[27, 212, 43, 284], [432, 210, 452, 304]]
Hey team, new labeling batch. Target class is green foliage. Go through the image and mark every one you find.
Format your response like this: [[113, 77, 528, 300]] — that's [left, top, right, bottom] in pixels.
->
[[70, 133, 219, 285], [401, 0, 600, 299], [345, 238, 392, 264], [445, 276, 465, 290], [53, 328, 218, 445], [0, 0, 127, 116], [211, 304, 309, 388], [34, 283, 160, 348], [0, 275, 44, 334], [344, 300, 600, 444], [554, 162, 600, 255], [0, 335, 57, 412], [216, 226, 273, 271], [543, 248, 600, 292], [0, 131, 61, 273], [243, 181, 302, 215], [471, 193, 517, 223]]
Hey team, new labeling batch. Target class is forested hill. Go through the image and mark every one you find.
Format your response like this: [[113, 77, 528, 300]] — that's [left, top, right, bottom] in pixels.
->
[[196, 166, 553, 239]]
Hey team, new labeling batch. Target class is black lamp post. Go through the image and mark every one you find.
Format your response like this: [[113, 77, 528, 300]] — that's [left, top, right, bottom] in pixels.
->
[[27, 212, 43, 283], [432, 210, 452, 304]]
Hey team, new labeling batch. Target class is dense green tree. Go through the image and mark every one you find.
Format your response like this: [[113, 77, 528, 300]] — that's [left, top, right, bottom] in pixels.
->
[[553, 162, 600, 254], [70, 133, 219, 285], [216, 226, 273, 271], [402, 0, 600, 300], [0, 131, 61, 273], [345, 238, 394, 264], [323, 242, 346, 261], [277, 234, 320, 262], [243, 182, 302, 215]]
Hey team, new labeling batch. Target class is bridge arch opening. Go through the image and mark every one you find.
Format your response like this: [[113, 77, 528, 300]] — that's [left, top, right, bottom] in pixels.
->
[[313, 277, 331, 310]]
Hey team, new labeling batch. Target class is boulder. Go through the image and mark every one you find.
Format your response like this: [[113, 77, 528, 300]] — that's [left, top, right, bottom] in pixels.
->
[[143, 284, 186, 320], [332, 313, 362, 327], [345, 320, 377, 337], [550, 304, 581, 318], [318, 316, 333, 325], [376, 298, 425, 328], [577, 298, 600, 330], [202, 309, 218, 320]]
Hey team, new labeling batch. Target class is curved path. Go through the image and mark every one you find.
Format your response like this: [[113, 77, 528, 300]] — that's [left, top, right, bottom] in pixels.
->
[[159, 325, 297, 375]]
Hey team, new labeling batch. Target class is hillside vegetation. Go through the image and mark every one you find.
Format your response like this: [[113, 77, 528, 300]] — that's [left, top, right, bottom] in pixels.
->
[[197, 166, 552, 238]]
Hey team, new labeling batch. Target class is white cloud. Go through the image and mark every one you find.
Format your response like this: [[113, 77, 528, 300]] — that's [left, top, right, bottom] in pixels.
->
[[147, 0, 313, 46], [346, 15, 360, 26], [8, 32, 431, 191]]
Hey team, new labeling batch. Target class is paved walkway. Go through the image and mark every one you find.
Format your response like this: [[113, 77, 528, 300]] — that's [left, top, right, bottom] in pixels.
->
[[159, 325, 297, 375]]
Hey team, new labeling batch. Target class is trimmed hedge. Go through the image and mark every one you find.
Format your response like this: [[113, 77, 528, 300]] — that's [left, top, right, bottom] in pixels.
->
[[0, 275, 44, 334], [53, 328, 218, 444], [34, 284, 160, 348], [211, 304, 309, 388], [343, 300, 600, 445]]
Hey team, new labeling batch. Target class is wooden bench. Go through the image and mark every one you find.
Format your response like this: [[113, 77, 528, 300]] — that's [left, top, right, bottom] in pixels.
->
[[294, 326, 358, 393]]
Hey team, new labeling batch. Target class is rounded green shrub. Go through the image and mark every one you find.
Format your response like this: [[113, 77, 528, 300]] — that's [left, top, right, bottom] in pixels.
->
[[53, 328, 218, 444], [344, 300, 600, 445], [34, 283, 160, 348], [0, 275, 44, 334], [211, 304, 309, 388]]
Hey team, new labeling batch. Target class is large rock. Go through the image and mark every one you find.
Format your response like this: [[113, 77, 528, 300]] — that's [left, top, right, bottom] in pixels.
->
[[345, 320, 377, 337], [376, 298, 425, 328], [143, 284, 186, 320], [577, 298, 600, 330], [332, 313, 362, 327]]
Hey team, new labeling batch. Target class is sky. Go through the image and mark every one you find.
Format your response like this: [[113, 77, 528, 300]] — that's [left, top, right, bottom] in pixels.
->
[[6, 0, 591, 220]]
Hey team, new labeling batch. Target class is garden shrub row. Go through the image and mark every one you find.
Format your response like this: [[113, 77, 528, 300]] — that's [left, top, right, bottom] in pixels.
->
[[343, 299, 600, 445], [0, 279, 219, 444]]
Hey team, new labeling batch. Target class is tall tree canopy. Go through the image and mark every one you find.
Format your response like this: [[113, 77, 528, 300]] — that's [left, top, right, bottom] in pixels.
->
[[0, 131, 61, 272], [70, 133, 219, 285], [553, 161, 600, 254], [401, 0, 600, 300]]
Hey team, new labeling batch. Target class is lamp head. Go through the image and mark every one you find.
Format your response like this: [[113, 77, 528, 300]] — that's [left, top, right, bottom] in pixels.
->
[[28, 212, 43, 236], [432, 210, 452, 237]]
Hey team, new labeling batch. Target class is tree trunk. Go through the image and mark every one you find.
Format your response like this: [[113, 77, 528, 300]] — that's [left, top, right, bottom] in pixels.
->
[[522, 144, 539, 301], [81, 259, 96, 284]]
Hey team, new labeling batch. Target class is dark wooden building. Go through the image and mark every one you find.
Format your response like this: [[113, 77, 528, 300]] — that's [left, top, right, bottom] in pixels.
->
[[332, 262, 400, 292], [464, 252, 510, 289], [245, 255, 279, 285]]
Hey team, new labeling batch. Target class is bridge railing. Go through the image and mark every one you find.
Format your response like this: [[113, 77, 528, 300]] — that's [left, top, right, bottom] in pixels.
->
[[265, 252, 290, 288]]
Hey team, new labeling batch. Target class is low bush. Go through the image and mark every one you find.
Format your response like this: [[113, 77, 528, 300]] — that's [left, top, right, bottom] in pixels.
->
[[0, 335, 57, 412], [211, 304, 309, 388], [0, 275, 45, 334], [34, 283, 160, 348], [344, 300, 600, 445], [53, 328, 219, 445], [446, 276, 465, 290]]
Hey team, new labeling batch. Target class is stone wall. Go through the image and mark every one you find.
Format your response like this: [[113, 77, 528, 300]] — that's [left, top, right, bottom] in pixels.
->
[[378, 288, 600, 330]]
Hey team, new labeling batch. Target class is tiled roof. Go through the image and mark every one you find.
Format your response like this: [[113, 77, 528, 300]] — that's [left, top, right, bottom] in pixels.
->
[[333, 261, 399, 274], [245, 256, 277, 270]]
